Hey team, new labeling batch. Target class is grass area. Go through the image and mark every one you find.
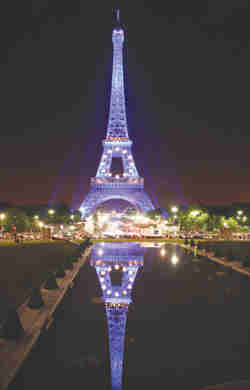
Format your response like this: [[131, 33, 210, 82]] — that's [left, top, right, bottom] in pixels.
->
[[0, 240, 80, 308]]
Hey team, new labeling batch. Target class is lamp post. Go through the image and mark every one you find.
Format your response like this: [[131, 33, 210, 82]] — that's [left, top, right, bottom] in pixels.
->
[[37, 221, 44, 238], [0, 213, 6, 236], [171, 206, 179, 225]]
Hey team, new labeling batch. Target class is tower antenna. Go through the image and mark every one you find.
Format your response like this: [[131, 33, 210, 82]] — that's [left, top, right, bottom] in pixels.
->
[[116, 8, 120, 25]]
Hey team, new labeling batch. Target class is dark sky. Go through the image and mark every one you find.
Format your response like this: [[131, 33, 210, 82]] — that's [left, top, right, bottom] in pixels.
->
[[0, 0, 250, 209]]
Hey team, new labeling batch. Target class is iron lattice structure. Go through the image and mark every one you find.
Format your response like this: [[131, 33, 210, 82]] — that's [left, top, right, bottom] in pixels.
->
[[91, 242, 146, 390], [79, 11, 154, 218]]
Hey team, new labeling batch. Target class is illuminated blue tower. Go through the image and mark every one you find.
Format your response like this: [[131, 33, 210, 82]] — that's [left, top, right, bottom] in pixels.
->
[[79, 10, 154, 218], [91, 242, 145, 390]]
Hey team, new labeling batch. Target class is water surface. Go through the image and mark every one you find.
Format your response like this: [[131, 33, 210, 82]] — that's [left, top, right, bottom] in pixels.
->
[[8, 242, 250, 390]]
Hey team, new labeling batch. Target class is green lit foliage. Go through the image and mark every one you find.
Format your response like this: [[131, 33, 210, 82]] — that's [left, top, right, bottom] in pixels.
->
[[4, 208, 31, 233]]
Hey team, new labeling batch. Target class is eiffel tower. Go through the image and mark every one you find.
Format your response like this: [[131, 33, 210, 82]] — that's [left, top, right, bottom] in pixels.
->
[[79, 10, 154, 218], [90, 242, 145, 390]]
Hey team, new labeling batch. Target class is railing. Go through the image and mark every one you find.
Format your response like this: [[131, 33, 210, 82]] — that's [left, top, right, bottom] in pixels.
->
[[91, 177, 144, 185], [90, 181, 144, 190]]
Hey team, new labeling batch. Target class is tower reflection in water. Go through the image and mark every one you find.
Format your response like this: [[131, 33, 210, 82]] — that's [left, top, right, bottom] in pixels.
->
[[90, 242, 146, 390]]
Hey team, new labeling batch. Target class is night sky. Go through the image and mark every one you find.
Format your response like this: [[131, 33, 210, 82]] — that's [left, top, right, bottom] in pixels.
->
[[0, 0, 250, 209]]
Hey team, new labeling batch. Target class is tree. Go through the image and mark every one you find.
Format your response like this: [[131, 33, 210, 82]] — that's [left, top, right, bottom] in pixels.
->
[[206, 214, 221, 232], [179, 206, 207, 232], [146, 208, 164, 221], [4, 208, 30, 233]]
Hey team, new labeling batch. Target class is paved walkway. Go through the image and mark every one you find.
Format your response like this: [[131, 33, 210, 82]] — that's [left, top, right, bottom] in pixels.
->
[[0, 247, 91, 390]]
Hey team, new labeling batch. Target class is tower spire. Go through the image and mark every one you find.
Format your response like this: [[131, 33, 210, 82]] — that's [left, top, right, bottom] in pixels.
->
[[106, 11, 127, 140]]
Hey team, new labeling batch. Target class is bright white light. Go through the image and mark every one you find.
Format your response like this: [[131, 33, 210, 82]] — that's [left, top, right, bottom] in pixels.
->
[[101, 271, 105, 276], [108, 266, 112, 272], [115, 292, 119, 297], [115, 147, 120, 151], [100, 277, 104, 282], [114, 264, 119, 270], [129, 270, 133, 275], [98, 249, 104, 256], [190, 210, 200, 217], [171, 254, 179, 265], [128, 284, 132, 289], [171, 206, 178, 213], [160, 248, 166, 256], [38, 221, 44, 228], [107, 290, 112, 295], [102, 284, 106, 290], [122, 267, 127, 272], [122, 290, 127, 295], [48, 209, 55, 215], [129, 277, 133, 282], [237, 210, 243, 216], [108, 149, 112, 153]]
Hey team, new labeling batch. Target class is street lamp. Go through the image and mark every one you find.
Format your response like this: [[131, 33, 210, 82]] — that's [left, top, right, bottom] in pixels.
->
[[70, 214, 74, 220], [237, 210, 243, 216], [34, 215, 39, 220], [48, 209, 55, 215], [171, 206, 178, 214]]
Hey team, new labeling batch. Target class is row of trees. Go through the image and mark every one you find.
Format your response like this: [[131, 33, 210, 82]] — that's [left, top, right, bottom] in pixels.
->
[[0, 205, 82, 233], [146, 205, 249, 233]]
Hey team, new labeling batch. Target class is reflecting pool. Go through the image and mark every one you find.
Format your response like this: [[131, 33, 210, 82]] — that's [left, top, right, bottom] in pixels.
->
[[8, 242, 250, 390]]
